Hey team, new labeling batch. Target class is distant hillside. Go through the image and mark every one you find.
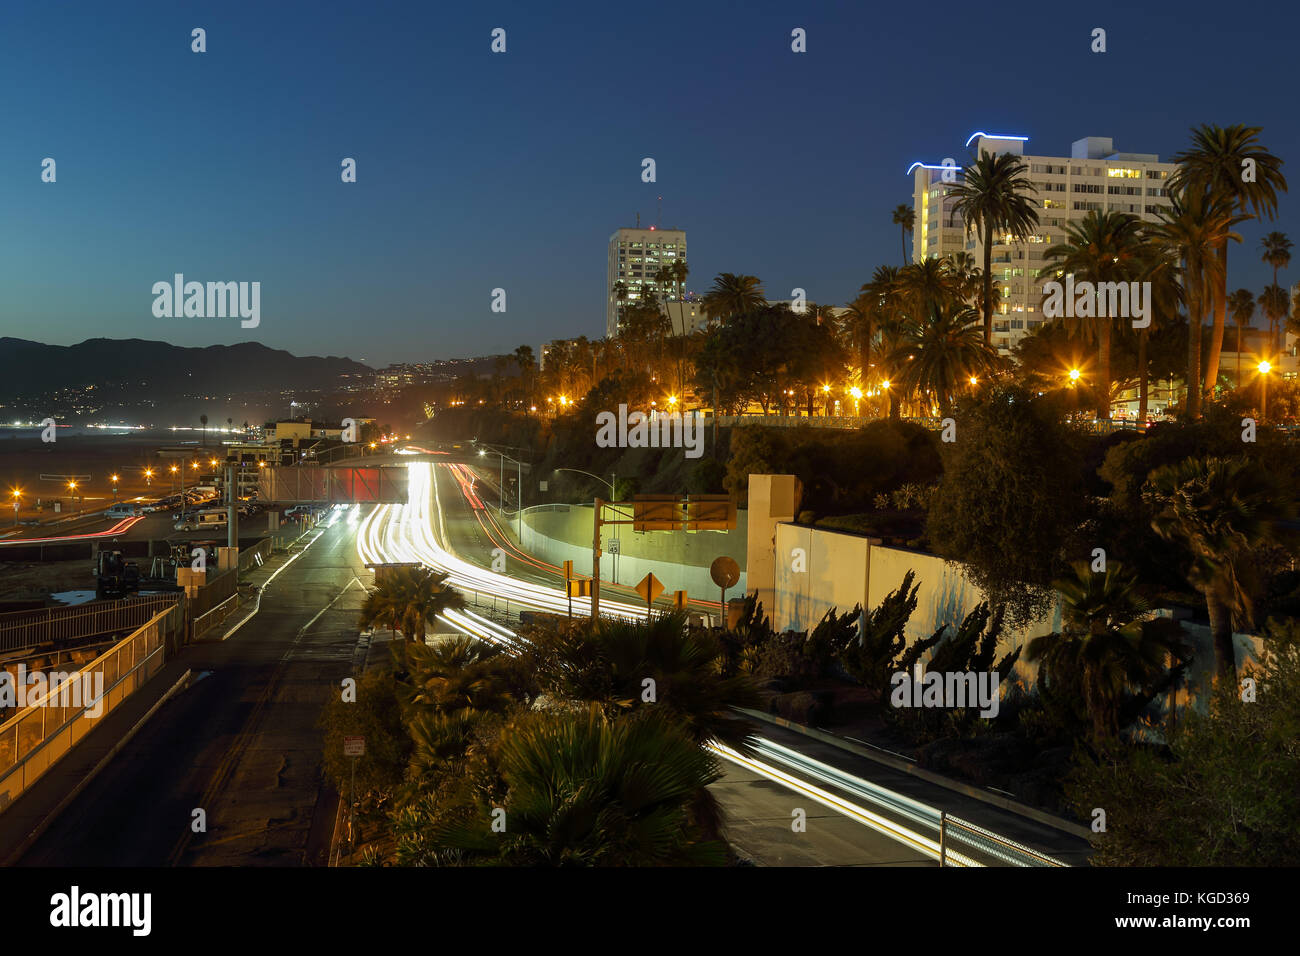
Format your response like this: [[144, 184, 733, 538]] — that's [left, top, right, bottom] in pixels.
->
[[0, 338, 372, 397]]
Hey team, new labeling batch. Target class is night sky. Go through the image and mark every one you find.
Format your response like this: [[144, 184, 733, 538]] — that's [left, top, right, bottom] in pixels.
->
[[1, 0, 1297, 366]]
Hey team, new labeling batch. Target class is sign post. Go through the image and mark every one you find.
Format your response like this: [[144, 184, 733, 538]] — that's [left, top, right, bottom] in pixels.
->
[[635, 572, 665, 616], [710, 557, 740, 627], [343, 735, 365, 862]]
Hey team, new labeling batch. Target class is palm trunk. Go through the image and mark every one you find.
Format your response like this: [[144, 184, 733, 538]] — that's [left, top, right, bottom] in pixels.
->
[[901, 229, 907, 265], [1187, 286, 1202, 418], [1272, 263, 1281, 354], [1203, 243, 1228, 397], [1098, 323, 1112, 420], [1236, 322, 1243, 387], [1205, 590, 1237, 685], [1137, 327, 1149, 423], [888, 386, 900, 421], [982, 226, 994, 347]]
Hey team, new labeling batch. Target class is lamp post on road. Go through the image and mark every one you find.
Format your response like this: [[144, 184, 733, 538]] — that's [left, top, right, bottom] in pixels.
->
[[477, 443, 527, 537], [553, 467, 616, 500], [1258, 360, 1273, 422]]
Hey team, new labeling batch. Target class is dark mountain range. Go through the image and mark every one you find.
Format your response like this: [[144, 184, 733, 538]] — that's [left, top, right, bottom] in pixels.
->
[[0, 338, 372, 398]]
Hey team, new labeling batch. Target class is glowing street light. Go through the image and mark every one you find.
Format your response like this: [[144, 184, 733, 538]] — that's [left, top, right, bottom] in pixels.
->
[[1258, 360, 1273, 421], [110, 472, 120, 502], [849, 386, 863, 416], [144, 467, 154, 486], [1068, 368, 1081, 384], [11, 487, 21, 526]]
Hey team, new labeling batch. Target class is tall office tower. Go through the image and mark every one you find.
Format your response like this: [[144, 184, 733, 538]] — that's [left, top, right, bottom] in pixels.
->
[[606, 226, 688, 338], [911, 133, 1178, 353]]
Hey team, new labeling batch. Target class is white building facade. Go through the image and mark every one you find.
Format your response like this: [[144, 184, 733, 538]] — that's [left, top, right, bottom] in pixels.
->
[[911, 133, 1179, 353], [606, 227, 688, 338]]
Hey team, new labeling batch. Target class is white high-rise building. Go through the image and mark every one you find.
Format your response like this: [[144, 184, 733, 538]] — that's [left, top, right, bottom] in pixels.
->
[[910, 133, 1179, 353], [606, 226, 689, 338]]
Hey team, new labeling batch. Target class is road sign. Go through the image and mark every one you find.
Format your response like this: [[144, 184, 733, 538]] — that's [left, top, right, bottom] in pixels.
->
[[343, 735, 365, 757], [635, 572, 665, 605], [608, 538, 620, 554], [567, 578, 592, 597], [672, 589, 688, 609], [562, 559, 573, 580], [539, 480, 548, 492], [710, 556, 740, 589]]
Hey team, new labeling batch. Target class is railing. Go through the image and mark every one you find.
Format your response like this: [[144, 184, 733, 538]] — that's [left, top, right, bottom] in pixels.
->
[[190, 568, 238, 620], [238, 536, 275, 572], [192, 593, 241, 641], [0, 601, 184, 815], [939, 812, 1067, 868], [0, 594, 182, 656]]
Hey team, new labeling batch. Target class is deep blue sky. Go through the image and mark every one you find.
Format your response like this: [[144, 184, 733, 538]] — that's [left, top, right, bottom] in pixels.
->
[[2, 0, 1297, 367]]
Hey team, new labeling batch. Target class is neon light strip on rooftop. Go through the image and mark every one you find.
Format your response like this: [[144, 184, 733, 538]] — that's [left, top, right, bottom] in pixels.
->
[[965, 131, 1030, 147]]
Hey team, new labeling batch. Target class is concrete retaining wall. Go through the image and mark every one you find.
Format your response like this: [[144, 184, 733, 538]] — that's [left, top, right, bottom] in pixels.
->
[[517, 503, 748, 600]]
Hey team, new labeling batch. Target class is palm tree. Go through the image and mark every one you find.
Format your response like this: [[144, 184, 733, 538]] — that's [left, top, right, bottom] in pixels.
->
[[949, 150, 1040, 346], [861, 265, 907, 419], [1149, 187, 1240, 418], [891, 204, 915, 264], [701, 273, 765, 324], [1259, 284, 1289, 359], [402, 636, 515, 716], [838, 294, 875, 395], [1227, 289, 1256, 386], [1027, 561, 1187, 738], [1169, 126, 1288, 394], [888, 303, 998, 417], [358, 566, 467, 642], [1041, 210, 1146, 418], [420, 708, 729, 866], [1260, 231, 1292, 351], [526, 611, 759, 751], [1133, 242, 1181, 422], [1143, 457, 1294, 684], [899, 257, 957, 317], [944, 251, 985, 307]]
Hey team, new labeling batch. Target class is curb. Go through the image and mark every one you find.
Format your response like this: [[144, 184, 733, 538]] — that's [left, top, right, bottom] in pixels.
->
[[2, 668, 195, 866], [734, 706, 1092, 841]]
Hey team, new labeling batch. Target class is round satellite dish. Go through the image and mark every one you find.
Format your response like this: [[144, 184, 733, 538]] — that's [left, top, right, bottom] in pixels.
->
[[710, 556, 740, 589]]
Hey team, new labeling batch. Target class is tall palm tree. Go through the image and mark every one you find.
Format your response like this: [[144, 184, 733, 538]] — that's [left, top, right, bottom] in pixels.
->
[[358, 566, 467, 642], [1143, 457, 1294, 684], [949, 150, 1040, 346], [1260, 232, 1292, 352], [1040, 210, 1146, 419], [1149, 187, 1240, 418], [861, 265, 907, 419], [1227, 289, 1256, 386], [838, 294, 875, 392], [1169, 125, 1288, 394], [944, 251, 985, 307], [701, 273, 765, 324], [1027, 561, 1187, 739], [899, 257, 957, 317], [888, 303, 998, 417], [891, 204, 915, 264], [1259, 284, 1289, 359], [421, 708, 729, 866], [1133, 241, 1182, 422]]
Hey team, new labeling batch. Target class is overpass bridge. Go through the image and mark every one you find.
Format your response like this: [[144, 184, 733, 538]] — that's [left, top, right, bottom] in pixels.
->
[[259, 443, 531, 504]]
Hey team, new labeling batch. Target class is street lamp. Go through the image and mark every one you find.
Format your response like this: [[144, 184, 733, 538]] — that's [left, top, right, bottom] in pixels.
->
[[849, 386, 862, 417], [110, 473, 119, 502], [144, 467, 154, 487], [67, 479, 80, 511], [1068, 368, 1081, 384], [553, 467, 616, 499], [1258, 360, 1272, 421], [11, 488, 21, 526]]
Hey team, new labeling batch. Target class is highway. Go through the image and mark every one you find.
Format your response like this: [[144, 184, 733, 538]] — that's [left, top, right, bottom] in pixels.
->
[[358, 461, 1089, 867]]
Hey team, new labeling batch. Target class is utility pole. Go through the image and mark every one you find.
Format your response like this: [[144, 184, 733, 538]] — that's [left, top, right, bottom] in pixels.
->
[[591, 497, 602, 620]]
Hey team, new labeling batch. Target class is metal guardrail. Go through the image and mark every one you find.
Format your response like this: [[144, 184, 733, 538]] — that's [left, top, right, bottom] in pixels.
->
[[192, 594, 241, 641], [939, 812, 1066, 868], [0, 602, 183, 815], [0, 595, 181, 655], [237, 536, 275, 572]]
